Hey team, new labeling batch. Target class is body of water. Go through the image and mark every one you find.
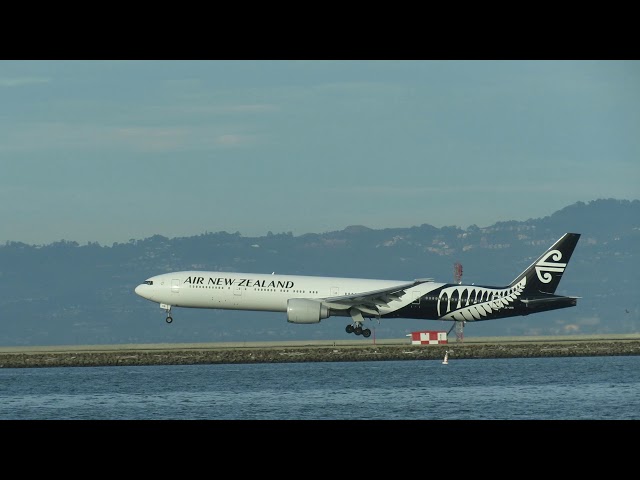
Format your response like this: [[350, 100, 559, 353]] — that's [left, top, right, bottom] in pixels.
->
[[1, 356, 638, 420]]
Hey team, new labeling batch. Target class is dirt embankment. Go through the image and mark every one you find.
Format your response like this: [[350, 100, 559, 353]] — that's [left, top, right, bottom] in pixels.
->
[[1, 338, 639, 368]]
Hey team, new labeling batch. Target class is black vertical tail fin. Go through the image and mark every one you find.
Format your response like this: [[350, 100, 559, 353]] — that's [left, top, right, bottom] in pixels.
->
[[509, 233, 581, 295]]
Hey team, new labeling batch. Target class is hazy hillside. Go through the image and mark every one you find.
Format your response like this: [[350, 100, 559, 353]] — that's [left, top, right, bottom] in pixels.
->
[[1, 198, 638, 346]]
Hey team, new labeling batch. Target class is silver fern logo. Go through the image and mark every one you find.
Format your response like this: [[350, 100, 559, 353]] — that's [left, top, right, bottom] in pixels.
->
[[437, 280, 526, 321], [535, 249, 566, 283]]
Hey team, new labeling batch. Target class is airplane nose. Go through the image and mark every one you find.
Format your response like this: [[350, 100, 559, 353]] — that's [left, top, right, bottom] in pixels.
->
[[134, 284, 143, 296]]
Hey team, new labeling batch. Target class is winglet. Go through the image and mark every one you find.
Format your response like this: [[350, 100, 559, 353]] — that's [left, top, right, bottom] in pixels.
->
[[414, 278, 434, 283]]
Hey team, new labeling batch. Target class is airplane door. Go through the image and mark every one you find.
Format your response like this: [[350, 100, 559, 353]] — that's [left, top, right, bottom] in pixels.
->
[[171, 279, 180, 293], [412, 291, 421, 304], [230, 285, 242, 307]]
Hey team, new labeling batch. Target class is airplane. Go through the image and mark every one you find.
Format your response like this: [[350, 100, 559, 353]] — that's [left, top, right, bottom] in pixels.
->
[[134, 232, 581, 338]]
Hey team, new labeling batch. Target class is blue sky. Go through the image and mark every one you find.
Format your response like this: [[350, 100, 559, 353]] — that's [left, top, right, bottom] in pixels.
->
[[1, 60, 638, 246]]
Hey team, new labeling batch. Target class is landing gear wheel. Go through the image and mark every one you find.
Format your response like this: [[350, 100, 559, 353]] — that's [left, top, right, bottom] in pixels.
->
[[345, 324, 354, 334], [362, 328, 371, 338], [354, 325, 363, 335], [166, 316, 173, 324]]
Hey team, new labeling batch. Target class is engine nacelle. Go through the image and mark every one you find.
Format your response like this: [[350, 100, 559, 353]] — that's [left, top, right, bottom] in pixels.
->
[[286, 298, 330, 324]]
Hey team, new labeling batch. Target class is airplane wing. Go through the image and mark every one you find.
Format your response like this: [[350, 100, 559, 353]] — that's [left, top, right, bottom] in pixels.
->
[[320, 278, 432, 315]]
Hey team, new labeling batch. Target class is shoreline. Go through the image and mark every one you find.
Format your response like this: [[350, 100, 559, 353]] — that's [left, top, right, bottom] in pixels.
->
[[1, 334, 639, 368]]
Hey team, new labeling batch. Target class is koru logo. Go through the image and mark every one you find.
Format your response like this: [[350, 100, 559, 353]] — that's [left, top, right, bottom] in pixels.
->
[[535, 249, 566, 283]]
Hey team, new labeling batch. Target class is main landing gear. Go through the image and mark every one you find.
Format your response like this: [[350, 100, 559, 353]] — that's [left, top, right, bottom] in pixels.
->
[[345, 323, 372, 337], [346, 307, 372, 337]]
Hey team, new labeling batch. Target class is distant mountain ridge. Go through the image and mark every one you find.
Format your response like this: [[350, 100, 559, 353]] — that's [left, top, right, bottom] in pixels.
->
[[1, 198, 638, 346]]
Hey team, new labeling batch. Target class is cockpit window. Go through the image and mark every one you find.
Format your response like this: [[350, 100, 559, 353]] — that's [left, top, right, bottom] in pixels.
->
[[144, 280, 153, 285]]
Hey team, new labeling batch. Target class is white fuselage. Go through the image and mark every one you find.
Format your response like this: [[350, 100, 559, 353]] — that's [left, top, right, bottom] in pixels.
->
[[134, 270, 442, 315]]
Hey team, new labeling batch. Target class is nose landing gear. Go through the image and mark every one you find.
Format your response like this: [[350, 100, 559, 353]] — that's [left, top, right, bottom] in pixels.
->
[[160, 303, 173, 323]]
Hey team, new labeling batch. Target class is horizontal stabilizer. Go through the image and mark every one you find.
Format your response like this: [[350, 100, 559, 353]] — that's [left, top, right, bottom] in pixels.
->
[[521, 295, 580, 305]]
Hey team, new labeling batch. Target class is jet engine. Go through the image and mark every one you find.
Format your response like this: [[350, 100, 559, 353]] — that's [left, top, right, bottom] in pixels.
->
[[286, 298, 330, 324]]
